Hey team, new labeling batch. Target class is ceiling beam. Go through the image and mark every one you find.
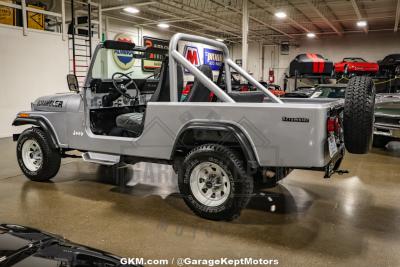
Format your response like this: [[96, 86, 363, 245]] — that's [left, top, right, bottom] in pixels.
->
[[117, 12, 234, 42], [395, 0, 400, 32], [158, 0, 268, 41], [350, 0, 368, 33], [304, 0, 343, 36], [145, 4, 248, 41], [250, 0, 315, 35], [101, 1, 158, 12], [208, 0, 294, 39]]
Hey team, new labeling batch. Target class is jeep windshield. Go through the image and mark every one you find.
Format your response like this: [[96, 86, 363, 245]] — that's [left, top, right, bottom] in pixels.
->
[[90, 46, 154, 80]]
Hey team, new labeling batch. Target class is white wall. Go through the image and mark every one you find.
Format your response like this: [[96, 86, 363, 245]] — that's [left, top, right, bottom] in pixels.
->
[[0, 25, 69, 138], [233, 32, 400, 90]]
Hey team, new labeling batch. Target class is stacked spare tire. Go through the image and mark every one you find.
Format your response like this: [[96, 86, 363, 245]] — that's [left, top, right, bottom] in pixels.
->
[[343, 76, 376, 154]]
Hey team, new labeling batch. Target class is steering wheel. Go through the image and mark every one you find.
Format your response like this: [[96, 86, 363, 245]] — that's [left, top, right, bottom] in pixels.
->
[[111, 72, 139, 100]]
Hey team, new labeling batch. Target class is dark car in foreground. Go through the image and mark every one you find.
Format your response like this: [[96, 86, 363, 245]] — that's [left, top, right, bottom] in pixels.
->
[[0, 224, 136, 267]]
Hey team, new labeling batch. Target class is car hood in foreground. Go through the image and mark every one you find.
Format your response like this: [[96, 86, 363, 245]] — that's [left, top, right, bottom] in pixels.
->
[[0, 224, 136, 267]]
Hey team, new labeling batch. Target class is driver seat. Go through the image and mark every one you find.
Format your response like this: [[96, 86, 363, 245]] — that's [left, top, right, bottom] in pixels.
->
[[115, 59, 183, 137]]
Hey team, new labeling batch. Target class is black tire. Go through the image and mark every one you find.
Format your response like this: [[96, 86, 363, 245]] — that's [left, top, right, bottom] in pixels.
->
[[16, 127, 61, 181], [178, 144, 253, 221], [343, 76, 376, 154], [372, 135, 390, 148]]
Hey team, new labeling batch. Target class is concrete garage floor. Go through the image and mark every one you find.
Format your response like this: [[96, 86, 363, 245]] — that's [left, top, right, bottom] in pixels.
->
[[1, 137, 400, 267]]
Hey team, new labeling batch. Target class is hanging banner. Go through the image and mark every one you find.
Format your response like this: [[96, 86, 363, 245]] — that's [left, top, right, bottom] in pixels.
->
[[142, 36, 169, 72], [203, 48, 223, 71]]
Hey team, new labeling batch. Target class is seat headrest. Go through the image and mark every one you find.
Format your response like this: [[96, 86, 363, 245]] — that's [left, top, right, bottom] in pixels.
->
[[149, 57, 183, 102], [186, 64, 213, 102]]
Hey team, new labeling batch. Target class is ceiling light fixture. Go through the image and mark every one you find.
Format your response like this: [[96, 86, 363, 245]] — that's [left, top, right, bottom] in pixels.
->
[[357, 20, 367, 27], [157, 23, 170, 29], [275, 11, 287, 19], [306, 32, 316, 38], [123, 6, 139, 14]]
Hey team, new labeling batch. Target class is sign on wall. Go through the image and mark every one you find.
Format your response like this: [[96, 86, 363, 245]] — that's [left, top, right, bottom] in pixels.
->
[[204, 48, 223, 71], [280, 41, 289, 55], [142, 36, 169, 72], [0, 0, 14, 26], [183, 45, 201, 73], [27, 4, 44, 30], [113, 33, 135, 70]]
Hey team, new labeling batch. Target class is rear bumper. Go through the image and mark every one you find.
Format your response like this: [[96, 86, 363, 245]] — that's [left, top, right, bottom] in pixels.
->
[[293, 144, 345, 178], [323, 144, 345, 178]]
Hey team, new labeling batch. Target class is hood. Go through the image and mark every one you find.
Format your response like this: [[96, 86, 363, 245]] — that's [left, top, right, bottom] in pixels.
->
[[32, 93, 82, 112], [0, 224, 137, 267], [375, 94, 400, 117]]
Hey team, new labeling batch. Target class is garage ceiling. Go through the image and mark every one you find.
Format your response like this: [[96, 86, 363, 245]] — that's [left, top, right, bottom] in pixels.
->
[[100, 0, 400, 44]]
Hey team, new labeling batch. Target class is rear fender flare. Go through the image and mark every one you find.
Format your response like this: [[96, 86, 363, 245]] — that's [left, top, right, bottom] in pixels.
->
[[171, 121, 259, 169]]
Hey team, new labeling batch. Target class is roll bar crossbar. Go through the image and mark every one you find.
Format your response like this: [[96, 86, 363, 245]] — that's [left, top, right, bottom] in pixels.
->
[[168, 33, 283, 104]]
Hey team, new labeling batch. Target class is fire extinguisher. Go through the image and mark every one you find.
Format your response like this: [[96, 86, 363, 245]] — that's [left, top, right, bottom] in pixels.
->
[[268, 69, 275, 84]]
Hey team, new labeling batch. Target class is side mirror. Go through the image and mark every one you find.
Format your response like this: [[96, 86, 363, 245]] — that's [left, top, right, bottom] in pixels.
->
[[67, 74, 79, 92]]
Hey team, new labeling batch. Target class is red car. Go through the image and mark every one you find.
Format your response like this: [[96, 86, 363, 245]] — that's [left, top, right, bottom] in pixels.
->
[[334, 57, 379, 77]]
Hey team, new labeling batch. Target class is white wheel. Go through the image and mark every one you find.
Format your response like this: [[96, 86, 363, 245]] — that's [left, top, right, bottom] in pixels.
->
[[17, 128, 61, 181], [21, 139, 43, 172], [179, 144, 254, 221], [189, 161, 231, 207]]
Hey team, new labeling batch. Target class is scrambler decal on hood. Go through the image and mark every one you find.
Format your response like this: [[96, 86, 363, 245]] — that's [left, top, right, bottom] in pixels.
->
[[282, 117, 310, 123], [37, 100, 64, 108]]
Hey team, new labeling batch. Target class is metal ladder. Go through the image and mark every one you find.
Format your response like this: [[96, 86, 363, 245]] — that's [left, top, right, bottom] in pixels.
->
[[68, 0, 100, 87]]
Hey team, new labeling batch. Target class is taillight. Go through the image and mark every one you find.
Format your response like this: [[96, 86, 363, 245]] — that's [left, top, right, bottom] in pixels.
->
[[327, 117, 341, 134], [327, 117, 335, 133]]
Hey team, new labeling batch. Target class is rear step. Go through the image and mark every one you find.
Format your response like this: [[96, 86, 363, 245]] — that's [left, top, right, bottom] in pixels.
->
[[82, 152, 120, 165]]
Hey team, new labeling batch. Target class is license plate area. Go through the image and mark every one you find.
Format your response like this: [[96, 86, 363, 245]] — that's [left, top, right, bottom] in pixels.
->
[[328, 135, 338, 158]]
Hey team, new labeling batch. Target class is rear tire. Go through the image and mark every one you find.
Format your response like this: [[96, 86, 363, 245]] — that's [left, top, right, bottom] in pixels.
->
[[343, 76, 375, 154], [16, 127, 61, 181], [178, 144, 253, 221]]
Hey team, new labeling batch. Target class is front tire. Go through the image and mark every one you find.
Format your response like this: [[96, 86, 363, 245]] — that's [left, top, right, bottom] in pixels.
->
[[17, 127, 61, 181], [178, 144, 254, 221]]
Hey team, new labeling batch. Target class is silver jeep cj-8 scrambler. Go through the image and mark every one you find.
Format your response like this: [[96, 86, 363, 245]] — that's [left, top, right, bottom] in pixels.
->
[[12, 34, 375, 221]]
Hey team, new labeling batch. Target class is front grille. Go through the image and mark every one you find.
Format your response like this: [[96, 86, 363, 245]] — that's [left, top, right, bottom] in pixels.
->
[[375, 116, 400, 125]]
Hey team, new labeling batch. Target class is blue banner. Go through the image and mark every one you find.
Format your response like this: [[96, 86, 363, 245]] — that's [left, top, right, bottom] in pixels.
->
[[204, 48, 223, 71]]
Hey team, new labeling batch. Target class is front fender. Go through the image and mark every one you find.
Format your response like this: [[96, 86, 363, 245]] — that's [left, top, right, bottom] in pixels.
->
[[12, 117, 60, 149]]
